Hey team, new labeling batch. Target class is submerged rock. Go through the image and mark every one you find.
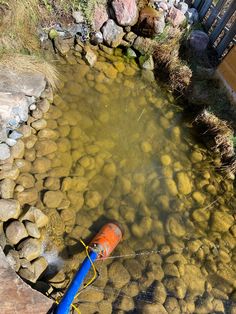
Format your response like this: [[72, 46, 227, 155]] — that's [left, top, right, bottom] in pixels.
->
[[112, 0, 139, 26], [102, 19, 124, 48], [211, 211, 234, 233], [176, 172, 192, 195]]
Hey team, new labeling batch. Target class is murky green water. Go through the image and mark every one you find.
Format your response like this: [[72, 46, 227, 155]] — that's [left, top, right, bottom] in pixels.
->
[[35, 52, 236, 313]]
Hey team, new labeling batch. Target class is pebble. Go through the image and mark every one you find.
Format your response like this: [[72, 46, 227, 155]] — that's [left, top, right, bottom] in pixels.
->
[[25, 221, 41, 238], [211, 211, 234, 232], [0, 143, 10, 160], [108, 262, 131, 289], [85, 190, 102, 209], [43, 190, 64, 208], [142, 303, 168, 314], [0, 178, 15, 198], [16, 187, 38, 205], [6, 249, 21, 271], [176, 172, 192, 195], [21, 206, 49, 228], [6, 221, 28, 245], [0, 199, 20, 221], [153, 282, 167, 304], [18, 238, 42, 261]]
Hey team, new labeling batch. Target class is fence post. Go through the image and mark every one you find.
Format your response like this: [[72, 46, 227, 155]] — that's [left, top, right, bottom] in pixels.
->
[[205, 0, 227, 32], [210, 1, 236, 44], [199, 0, 213, 20], [216, 20, 236, 57]]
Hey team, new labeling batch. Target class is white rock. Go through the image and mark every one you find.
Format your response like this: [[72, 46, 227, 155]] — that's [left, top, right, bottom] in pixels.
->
[[0, 143, 10, 160]]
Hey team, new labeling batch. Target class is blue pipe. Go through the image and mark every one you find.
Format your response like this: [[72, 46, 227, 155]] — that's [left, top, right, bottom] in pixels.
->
[[55, 250, 98, 314]]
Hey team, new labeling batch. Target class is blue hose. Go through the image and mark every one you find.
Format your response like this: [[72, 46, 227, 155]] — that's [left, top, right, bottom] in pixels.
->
[[55, 250, 98, 314]]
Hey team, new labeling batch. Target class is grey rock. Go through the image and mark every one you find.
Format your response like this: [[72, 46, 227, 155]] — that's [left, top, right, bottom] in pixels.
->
[[0, 70, 46, 97], [186, 8, 199, 24], [177, 2, 188, 14], [90, 32, 103, 45], [9, 130, 23, 140], [189, 30, 209, 52], [72, 10, 84, 23], [5, 138, 17, 146], [102, 19, 124, 48], [0, 92, 32, 142], [6, 221, 28, 245], [0, 199, 20, 221], [0, 143, 10, 160], [32, 256, 48, 281]]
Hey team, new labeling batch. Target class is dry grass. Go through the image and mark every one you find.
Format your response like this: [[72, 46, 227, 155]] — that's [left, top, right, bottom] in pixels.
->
[[153, 27, 192, 92], [193, 110, 236, 174], [0, 0, 41, 54], [0, 53, 60, 89]]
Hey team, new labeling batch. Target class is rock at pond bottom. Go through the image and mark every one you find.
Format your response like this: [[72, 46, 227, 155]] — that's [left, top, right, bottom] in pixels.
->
[[0, 199, 20, 221], [43, 190, 64, 208], [108, 262, 131, 289], [6, 221, 28, 245], [92, 4, 109, 31], [142, 303, 168, 314], [112, 0, 139, 26], [210, 211, 234, 233], [102, 19, 124, 48]]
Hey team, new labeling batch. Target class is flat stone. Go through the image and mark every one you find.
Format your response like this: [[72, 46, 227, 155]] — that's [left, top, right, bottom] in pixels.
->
[[112, 0, 139, 26], [0, 247, 53, 312], [0, 69, 46, 97]]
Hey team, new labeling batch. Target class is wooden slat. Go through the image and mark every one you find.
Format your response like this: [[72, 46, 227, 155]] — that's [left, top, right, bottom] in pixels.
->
[[210, 1, 236, 44], [216, 20, 236, 57], [193, 0, 203, 9], [205, 0, 227, 31], [199, 0, 213, 20], [218, 46, 236, 91]]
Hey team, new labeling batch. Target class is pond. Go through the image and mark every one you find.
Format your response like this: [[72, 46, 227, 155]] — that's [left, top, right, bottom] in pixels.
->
[[28, 50, 236, 313]]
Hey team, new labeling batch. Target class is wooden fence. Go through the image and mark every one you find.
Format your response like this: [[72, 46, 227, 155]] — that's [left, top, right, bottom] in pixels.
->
[[191, 0, 236, 58]]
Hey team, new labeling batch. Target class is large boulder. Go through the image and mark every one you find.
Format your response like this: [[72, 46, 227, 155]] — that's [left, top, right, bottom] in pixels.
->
[[92, 4, 109, 31], [0, 69, 46, 97], [102, 19, 124, 47], [112, 0, 139, 26]]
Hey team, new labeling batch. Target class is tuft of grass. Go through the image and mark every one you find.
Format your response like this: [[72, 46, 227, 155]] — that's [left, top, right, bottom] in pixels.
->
[[0, 53, 60, 89]]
